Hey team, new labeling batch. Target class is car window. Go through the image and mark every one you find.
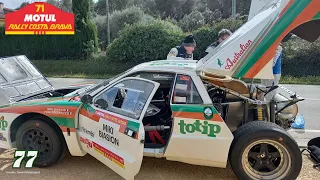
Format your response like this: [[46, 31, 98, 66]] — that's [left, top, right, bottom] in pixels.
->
[[172, 75, 203, 104], [131, 72, 176, 100], [95, 79, 155, 120], [16, 56, 42, 77], [0, 57, 29, 82]]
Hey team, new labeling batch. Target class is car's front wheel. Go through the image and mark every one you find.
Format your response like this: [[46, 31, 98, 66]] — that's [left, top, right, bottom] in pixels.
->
[[229, 121, 302, 180], [15, 118, 66, 167]]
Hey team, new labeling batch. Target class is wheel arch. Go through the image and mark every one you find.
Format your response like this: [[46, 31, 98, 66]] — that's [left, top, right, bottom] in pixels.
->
[[10, 112, 66, 147], [9, 112, 87, 157]]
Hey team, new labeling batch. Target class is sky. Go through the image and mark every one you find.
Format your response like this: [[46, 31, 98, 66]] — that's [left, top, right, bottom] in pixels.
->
[[0, 0, 99, 10]]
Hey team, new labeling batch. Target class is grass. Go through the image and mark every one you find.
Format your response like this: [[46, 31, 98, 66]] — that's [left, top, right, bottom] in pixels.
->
[[31, 57, 137, 79], [280, 76, 320, 85], [32, 59, 320, 85]]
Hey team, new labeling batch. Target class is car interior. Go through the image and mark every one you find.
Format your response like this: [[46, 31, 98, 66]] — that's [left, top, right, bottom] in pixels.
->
[[132, 72, 176, 148]]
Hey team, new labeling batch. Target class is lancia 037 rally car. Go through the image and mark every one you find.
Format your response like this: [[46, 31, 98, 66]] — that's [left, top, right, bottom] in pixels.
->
[[1, 0, 320, 179]]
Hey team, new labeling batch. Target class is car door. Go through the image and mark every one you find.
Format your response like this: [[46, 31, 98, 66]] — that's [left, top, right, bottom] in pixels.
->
[[164, 74, 234, 167], [77, 77, 160, 180]]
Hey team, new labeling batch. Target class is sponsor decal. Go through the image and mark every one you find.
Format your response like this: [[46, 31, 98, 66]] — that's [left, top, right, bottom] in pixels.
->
[[5, 2, 74, 35], [178, 120, 221, 137], [44, 107, 72, 116], [179, 75, 190, 81], [96, 111, 127, 126], [225, 40, 253, 70], [99, 124, 120, 146], [204, 107, 213, 120], [81, 127, 94, 138], [80, 137, 93, 148], [0, 133, 7, 141], [92, 141, 124, 168], [0, 116, 8, 131], [150, 62, 189, 67], [217, 58, 224, 68]]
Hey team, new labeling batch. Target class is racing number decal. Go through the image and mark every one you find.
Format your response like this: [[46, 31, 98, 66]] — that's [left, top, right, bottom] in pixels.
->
[[12, 150, 38, 168]]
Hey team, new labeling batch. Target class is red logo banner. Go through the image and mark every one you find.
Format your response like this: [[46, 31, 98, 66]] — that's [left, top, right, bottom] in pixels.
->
[[5, 2, 74, 35]]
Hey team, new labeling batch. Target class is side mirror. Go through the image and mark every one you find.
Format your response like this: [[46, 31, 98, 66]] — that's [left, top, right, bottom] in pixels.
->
[[80, 94, 93, 104], [95, 99, 108, 110]]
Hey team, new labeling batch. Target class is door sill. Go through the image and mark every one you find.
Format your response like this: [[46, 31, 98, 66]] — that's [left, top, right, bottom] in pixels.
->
[[143, 147, 165, 158]]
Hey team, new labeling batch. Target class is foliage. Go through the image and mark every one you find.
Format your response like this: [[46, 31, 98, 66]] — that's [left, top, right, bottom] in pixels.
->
[[93, 0, 133, 15], [179, 10, 205, 32], [109, 6, 155, 41], [282, 37, 320, 77], [106, 20, 184, 63], [72, 0, 99, 55], [192, 18, 244, 59], [46, 0, 72, 12]]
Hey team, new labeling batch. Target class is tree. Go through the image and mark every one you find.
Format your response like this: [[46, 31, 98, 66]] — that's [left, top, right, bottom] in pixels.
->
[[154, 0, 187, 20], [179, 10, 205, 32], [72, 0, 98, 55], [16, 2, 29, 10], [60, 0, 72, 12], [46, 0, 72, 12], [181, 0, 195, 16], [94, 0, 133, 15]]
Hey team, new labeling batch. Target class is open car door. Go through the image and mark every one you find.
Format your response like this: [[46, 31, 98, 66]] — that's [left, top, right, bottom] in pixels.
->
[[78, 77, 160, 180]]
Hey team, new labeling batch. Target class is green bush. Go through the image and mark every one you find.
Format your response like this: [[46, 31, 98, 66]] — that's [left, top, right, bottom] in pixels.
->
[[109, 6, 155, 41], [192, 18, 244, 59], [106, 20, 184, 63], [282, 37, 320, 77], [0, 26, 86, 60]]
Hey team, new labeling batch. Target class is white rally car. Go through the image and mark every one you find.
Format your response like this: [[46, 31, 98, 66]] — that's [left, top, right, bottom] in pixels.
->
[[0, 0, 320, 179]]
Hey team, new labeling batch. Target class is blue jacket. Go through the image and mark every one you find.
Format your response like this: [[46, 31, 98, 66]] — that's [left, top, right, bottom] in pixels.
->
[[273, 51, 282, 75]]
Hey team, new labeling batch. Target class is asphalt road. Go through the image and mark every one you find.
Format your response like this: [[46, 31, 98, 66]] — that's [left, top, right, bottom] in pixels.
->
[[0, 148, 319, 180], [0, 78, 319, 180]]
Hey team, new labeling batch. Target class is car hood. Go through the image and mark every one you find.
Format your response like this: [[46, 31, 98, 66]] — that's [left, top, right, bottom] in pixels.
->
[[0, 95, 80, 109], [0, 55, 54, 106]]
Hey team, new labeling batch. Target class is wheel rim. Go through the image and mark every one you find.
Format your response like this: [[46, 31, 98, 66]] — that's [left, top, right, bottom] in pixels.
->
[[241, 140, 291, 180], [21, 128, 54, 162]]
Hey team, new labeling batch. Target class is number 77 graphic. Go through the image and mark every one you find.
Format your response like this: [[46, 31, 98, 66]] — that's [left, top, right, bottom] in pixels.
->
[[12, 150, 38, 168]]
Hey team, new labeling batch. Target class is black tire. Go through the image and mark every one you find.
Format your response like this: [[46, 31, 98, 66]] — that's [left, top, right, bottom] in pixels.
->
[[15, 118, 66, 167], [229, 121, 302, 180]]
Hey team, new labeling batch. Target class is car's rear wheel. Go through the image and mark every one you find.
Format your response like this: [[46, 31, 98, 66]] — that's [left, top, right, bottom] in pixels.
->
[[229, 121, 302, 180], [15, 118, 66, 167]]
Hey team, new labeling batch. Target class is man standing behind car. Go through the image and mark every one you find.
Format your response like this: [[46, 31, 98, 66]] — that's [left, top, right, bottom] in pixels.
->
[[167, 35, 196, 60], [261, 44, 283, 101], [205, 29, 232, 53]]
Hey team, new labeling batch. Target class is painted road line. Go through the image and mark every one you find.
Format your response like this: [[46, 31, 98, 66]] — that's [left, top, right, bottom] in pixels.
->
[[288, 129, 320, 133], [303, 98, 320, 101]]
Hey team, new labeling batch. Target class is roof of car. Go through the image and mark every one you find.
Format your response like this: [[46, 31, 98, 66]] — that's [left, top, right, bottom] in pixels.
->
[[131, 60, 197, 74]]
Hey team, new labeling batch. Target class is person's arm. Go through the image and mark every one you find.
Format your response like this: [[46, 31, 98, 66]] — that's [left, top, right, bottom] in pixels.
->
[[273, 45, 283, 67], [167, 48, 180, 60]]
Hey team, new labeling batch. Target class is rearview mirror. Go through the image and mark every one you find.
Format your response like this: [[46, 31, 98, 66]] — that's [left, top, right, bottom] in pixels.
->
[[80, 94, 93, 104]]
